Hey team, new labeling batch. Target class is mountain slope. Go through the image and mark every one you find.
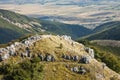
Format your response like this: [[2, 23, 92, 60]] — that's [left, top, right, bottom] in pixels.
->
[[0, 35, 120, 80], [0, 9, 92, 44], [77, 39, 120, 74], [39, 20, 92, 39], [0, 9, 44, 43], [80, 21, 120, 40], [0, 15, 30, 43]]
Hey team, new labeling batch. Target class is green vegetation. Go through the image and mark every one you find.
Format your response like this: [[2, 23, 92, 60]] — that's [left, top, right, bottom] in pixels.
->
[[39, 20, 92, 39], [0, 58, 43, 80], [78, 39, 120, 73], [0, 9, 34, 24], [0, 9, 92, 44], [0, 34, 33, 48], [81, 21, 120, 40], [0, 16, 30, 43], [92, 46, 120, 73]]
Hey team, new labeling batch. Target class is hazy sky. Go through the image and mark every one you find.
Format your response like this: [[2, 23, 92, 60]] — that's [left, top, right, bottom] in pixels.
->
[[0, 0, 103, 4]]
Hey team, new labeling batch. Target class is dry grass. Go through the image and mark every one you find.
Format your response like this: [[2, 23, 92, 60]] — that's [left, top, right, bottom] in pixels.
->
[[28, 35, 120, 80], [30, 36, 86, 60], [1, 35, 120, 80], [41, 62, 91, 80]]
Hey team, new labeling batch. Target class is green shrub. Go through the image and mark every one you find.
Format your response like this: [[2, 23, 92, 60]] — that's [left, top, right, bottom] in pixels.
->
[[0, 58, 43, 80]]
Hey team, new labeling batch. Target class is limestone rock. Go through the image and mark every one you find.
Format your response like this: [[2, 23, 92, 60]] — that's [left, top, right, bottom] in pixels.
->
[[0, 53, 9, 61], [45, 55, 55, 62], [80, 56, 90, 64], [85, 47, 94, 58], [73, 55, 79, 61], [79, 66, 87, 75], [38, 54, 44, 61], [71, 67, 79, 72]]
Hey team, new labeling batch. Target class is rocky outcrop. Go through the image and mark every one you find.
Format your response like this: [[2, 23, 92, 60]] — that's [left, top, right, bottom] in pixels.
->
[[0, 35, 94, 64], [85, 47, 94, 58], [0, 35, 50, 61], [62, 54, 91, 64], [79, 56, 91, 64], [62, 54, 80, 61], [71, 66, 87, 75]]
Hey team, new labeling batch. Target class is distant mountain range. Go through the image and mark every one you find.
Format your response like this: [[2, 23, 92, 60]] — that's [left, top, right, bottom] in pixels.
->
[[0, 0, 120, 29], [0, 9, 91, 44], [0, 9, 120, 44]]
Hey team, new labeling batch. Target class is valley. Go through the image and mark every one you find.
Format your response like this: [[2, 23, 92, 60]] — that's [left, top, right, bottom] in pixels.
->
[[0, 0, 120, 80], [0, 0, 120, 29]]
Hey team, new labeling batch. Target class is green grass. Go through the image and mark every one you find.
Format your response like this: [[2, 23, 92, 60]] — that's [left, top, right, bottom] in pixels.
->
[[83, 41, 120, 74], [0, 17, 30, 43], [79, 21, 120, 40]]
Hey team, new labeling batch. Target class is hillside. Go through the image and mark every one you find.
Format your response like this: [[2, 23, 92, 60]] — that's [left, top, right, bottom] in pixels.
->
[[39, 20, 92, 39], [0, 15, 30, 43], [0, 9, 44, 43], [80, 21, 120, 40], [0, 35, 120, 80], [0, 9, 92, 44], [77, 39, 120, 74]]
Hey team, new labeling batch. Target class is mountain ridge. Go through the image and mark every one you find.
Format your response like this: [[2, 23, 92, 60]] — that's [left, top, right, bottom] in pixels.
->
[[0, 34, 120, 80], [79, 21, 120, 40]]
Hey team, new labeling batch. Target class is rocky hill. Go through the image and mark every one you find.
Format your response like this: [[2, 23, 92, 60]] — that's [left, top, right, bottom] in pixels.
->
[[0, 35, 120, 80]]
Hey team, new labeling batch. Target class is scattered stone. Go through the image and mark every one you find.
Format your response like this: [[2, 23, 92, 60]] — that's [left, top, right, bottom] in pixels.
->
[[27, 52, 31, 57], [0, 53, 9, 61], [73, 55, 79, 61], [102, 63, 106, 69], [51, 56, 55, 62], [96, 73, 104, 80], [38, 54, 44, 61], [71, 67, 79, 72], [45, 55, 52, 62], [80, 56, 90, 64], [20, 53, 24, 58], [62, 54, 66, 59], [66, 64, 70, 68], [85, 47, 94, 58], [66, 55, 71, 60], [79, 66, 87, 75]]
